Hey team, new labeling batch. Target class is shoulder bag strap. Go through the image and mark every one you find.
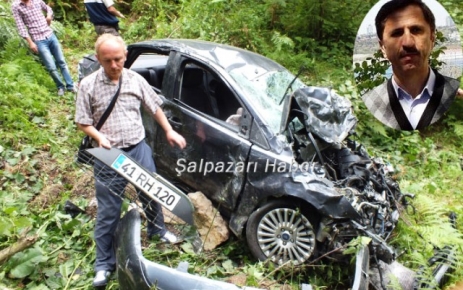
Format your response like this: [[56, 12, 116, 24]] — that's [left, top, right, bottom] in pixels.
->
[[95, 74, 123, 130]]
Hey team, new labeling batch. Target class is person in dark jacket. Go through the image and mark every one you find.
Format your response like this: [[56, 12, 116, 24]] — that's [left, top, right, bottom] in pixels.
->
[[84, 0, 125, 36], [362, 0, 460, 130]]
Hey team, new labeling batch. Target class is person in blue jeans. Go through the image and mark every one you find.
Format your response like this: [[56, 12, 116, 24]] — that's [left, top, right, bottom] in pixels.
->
[[12, 0, 76, 96]]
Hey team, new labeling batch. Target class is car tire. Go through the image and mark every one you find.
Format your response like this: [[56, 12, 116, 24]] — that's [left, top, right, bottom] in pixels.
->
[[245, 199, 318, 265]]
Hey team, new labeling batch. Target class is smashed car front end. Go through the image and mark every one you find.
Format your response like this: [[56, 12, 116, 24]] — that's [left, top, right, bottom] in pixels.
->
[[285, 87, 403, 247]]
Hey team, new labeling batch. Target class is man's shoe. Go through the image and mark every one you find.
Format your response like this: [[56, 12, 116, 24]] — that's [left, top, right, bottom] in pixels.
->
[[160, 231, 180, 244], [57, 88, 65, 96], [67, 86, 78, 93], [92, 270, 111, 287]]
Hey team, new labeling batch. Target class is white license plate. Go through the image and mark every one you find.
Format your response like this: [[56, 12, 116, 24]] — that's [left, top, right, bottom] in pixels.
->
[[111, 154, 181, 211]]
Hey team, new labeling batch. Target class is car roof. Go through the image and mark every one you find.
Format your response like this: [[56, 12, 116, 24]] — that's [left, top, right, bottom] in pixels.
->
[[127, 39, 285, 72]]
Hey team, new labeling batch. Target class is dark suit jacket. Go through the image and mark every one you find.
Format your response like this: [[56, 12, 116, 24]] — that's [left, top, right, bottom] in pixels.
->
[[362, 70, 459, 130]]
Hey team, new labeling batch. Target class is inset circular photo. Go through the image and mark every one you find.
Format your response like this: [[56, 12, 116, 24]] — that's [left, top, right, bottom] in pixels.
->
[[353, 0, 462, 131]]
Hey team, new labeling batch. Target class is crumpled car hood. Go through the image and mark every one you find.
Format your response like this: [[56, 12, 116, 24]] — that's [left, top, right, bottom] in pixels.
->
[[280, 86, 358, 144]]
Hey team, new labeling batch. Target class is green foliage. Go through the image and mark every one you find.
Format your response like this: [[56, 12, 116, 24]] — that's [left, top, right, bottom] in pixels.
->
[[0, 2, 19, 52], [175, 0, 268, 49], [429, 30, 447, 71], [122, 0, 178, 41], [444, 99, 463, 138], [7, 248, 48, 278], [275, 0, 375, 68], [389, 195, 463, 286], [353, 49, 389, 94], [0, 196, 95, 288], [0, 191, 34, 238], [121, 0, 372, 70], [342, 236, 372, 257], [0, 60, 54, 147]]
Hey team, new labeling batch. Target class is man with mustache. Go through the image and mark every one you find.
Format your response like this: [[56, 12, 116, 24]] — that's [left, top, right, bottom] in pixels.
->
[[362, 0, 460, 130]]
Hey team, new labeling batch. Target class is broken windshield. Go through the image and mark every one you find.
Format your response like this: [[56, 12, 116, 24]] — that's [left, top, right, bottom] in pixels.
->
[[229, 66, 305, 134]]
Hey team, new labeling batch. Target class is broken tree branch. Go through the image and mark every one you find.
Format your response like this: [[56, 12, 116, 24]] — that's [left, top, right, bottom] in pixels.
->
[[0, 227, 39, 264]]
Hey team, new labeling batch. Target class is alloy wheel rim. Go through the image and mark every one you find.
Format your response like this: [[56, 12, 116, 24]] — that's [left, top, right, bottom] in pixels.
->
[[257, 207, 316, 265]]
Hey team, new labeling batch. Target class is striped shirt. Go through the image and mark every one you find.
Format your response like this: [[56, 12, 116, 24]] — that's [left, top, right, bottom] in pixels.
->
[[11, 0, 53, 41], [75, 68, 163, 148]]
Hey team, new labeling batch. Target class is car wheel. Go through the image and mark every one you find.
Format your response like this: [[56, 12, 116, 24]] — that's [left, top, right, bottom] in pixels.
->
[[246, 199, 318, 265]]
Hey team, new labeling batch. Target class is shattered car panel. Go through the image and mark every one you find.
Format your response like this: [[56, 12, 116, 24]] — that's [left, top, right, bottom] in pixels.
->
[[116, 209, 263, 290], [280, 86, 357, 144]]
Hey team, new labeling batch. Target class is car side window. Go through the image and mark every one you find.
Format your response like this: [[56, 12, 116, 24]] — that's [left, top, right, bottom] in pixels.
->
[[179, 63, 242, 126], [129, 53, 168, 93]]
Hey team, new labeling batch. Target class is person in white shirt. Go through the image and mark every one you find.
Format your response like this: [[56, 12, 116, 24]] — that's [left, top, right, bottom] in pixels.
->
[[362, 0, 460, 130]]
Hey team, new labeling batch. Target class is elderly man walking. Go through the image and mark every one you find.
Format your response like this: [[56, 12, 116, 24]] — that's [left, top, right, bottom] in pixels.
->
[[75, 34, 186, 287]]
